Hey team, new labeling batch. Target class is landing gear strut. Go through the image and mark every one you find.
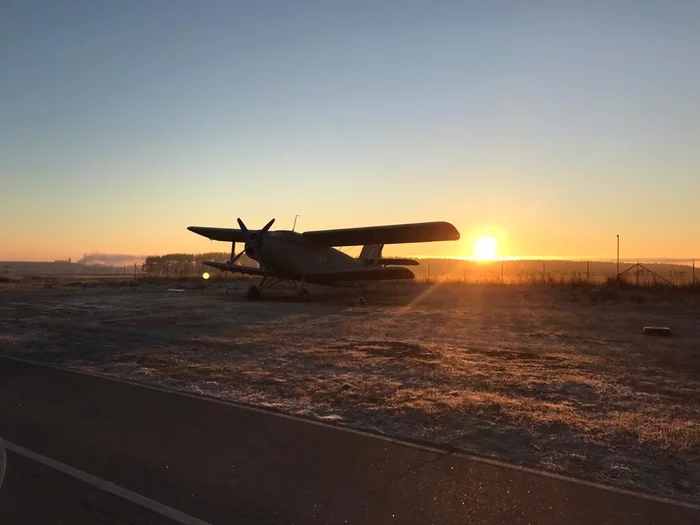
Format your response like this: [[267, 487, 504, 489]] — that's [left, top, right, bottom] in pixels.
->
[[244, 274, 281, 300], [288, 274, 310, 301], [296, 273, 310, 301], [241, 272, 312, 301]]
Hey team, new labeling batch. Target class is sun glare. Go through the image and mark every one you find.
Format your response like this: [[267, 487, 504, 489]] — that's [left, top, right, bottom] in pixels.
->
[[473, 236, 498, 260], [202, 272, 210, 280]]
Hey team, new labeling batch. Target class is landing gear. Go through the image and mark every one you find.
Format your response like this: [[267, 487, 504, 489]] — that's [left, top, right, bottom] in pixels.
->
[[351, 287, 367, 306], [287, 274, 310, 301], [292, 273, 310, 301], [244, 274, 282, 300], [359, 289, 367, 305], [242, 272, 311, 301]]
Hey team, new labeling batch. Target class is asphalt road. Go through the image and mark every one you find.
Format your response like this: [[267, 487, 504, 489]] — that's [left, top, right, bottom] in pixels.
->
[[0, 451, 176, 525], [0, 357, 697, 525]]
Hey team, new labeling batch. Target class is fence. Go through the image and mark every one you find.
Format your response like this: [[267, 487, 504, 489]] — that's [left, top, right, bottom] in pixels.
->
[[413, 259, 698, 287], [3, 257, 697, 288]]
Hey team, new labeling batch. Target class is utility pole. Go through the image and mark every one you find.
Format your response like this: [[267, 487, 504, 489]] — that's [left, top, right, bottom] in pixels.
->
[[292, 214, 300, 232], [586, 261, 590, 284], [542, 261, 546, 283], [693, 259, 696, 287], [616, 235, 620, 283]]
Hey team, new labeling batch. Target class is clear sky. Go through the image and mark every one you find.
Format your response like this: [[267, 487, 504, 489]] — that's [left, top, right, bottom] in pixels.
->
[[2, 1, 699, 261]]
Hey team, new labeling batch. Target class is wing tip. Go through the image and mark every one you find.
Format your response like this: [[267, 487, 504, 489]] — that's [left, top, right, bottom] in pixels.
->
[[187, 227, 210, 240], [438, 221, 460, 241]]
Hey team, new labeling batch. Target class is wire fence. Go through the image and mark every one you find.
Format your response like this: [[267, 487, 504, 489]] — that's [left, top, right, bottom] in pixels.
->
[[411, 259, 698, 287], [3, 257, 697, 288]]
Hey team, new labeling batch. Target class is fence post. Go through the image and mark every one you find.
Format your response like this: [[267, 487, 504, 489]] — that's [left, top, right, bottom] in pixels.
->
[[586, 261, 590, 284]]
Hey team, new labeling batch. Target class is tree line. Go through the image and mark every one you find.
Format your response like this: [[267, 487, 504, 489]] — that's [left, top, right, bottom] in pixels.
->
[[141, 252, 255, 277]]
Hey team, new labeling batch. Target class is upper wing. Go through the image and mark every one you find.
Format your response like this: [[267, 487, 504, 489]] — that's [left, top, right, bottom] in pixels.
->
[[309, 266, 414, 283], [302, 221, 459, 247], [188, 226, 247, 243]]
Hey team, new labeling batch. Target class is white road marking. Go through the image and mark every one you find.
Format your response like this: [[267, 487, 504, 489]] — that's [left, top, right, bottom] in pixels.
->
[[2, 354, 699, 512], [0, 439, 211, 525]]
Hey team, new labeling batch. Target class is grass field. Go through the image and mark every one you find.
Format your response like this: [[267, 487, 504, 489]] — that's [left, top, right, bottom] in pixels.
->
[[1, 278, 698, 502]]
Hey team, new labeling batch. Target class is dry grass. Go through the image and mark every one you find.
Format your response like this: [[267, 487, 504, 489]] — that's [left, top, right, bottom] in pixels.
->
[[1, 279, 699, 501]]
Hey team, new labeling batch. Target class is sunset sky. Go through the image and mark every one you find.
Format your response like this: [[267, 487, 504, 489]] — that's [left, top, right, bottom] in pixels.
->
[[2, 1, 699, 261]]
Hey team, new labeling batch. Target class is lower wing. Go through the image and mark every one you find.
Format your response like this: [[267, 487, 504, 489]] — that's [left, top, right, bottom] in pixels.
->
[[202, 261, 265, 276], [202, 262, 413, 283]]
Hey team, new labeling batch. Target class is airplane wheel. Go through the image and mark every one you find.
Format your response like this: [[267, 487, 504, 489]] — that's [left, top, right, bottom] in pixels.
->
[[299, 288, 310, 301], [246, 286, 260, 299]]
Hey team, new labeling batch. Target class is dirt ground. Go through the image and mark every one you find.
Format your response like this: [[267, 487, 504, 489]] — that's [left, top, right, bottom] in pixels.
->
[[1, 278, 699, 502]]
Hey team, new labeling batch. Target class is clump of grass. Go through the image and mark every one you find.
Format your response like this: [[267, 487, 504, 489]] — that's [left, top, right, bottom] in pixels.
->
[[614, 412, 700, 452], [588, 286, 622, 302]]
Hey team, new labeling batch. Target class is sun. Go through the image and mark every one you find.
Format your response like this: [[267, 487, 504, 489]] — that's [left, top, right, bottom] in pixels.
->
[[473, 236, 498, 260]]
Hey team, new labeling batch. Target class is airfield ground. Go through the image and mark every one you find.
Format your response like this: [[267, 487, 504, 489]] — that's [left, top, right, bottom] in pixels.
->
[[1, 278, 698, 502]]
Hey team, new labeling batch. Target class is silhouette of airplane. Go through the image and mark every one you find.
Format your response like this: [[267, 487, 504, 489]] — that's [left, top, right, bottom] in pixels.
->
[[188, 218, 459, 299]]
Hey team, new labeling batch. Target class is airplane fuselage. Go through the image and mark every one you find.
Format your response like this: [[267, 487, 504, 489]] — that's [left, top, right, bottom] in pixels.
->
[[253, 230, 361, 278]]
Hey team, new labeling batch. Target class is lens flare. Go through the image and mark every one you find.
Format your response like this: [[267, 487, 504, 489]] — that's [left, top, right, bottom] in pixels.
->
[[473, 237, 498, 260]]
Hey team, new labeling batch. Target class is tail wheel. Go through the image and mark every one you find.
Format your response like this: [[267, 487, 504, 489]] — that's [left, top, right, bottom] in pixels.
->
[[246, 286, 260, 300], [299, 288, 310, 301]]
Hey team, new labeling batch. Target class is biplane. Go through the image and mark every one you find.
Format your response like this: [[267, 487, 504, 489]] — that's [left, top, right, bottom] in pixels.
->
[[187, 218, 459, 299]]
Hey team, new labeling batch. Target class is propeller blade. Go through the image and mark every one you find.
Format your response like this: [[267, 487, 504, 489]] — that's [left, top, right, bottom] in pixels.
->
[[260, 218, 276, 233], [237, 218, 251, 241]]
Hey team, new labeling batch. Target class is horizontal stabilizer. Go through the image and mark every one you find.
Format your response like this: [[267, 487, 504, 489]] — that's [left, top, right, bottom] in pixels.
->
[[309, 266, 414, 283], [375, 258, 419, 266]]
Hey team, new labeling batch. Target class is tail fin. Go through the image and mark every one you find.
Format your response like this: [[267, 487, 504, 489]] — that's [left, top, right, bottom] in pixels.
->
[[360, 243, 383, 263]]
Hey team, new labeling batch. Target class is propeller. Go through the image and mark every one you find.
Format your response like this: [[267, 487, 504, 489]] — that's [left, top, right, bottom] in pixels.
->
[[237, 217, 275, 266]]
